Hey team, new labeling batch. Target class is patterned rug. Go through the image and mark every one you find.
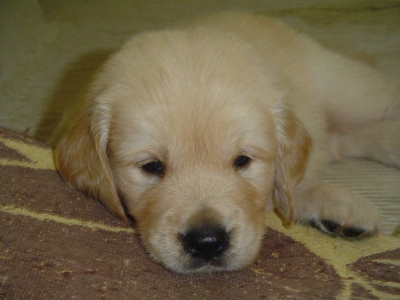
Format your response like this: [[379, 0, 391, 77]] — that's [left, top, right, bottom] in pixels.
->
[[1, 126, 399, 299]]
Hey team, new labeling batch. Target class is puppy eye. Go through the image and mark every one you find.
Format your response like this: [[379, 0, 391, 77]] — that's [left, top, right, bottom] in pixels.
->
[[141, 161, 164, 175], [233, 155, 252, 169]]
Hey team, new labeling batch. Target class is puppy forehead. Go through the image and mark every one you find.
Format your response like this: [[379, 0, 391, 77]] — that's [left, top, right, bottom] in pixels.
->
[[110, 95, 277, 162], [104, 28, 279, 158]]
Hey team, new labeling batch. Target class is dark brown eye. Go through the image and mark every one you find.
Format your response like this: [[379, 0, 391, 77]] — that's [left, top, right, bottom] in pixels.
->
[[234, 155, 251, 169], [142, 161, 164, 175]]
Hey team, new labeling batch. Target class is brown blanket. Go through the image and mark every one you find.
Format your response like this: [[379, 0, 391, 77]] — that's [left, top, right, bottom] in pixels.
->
[[1, 127, 399, 299]]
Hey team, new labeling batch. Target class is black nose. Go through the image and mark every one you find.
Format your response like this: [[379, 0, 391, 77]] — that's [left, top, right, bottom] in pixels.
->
[[181, 225, 229, 261]]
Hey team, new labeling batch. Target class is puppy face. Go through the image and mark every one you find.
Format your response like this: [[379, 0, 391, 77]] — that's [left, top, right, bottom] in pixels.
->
[[109, 81, 278, 272], [55, 28, 310, 273]]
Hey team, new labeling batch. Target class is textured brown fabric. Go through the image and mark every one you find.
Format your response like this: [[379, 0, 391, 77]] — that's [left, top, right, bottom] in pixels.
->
[[1, 127, 399, 299]]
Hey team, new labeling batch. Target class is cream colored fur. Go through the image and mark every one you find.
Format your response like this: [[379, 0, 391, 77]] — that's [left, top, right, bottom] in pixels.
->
[[55, 12, 400, 273]]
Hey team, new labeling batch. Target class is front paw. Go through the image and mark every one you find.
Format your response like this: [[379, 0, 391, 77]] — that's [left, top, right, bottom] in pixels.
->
[[310, 219, 378, 240], [293, 180, 382, 239]]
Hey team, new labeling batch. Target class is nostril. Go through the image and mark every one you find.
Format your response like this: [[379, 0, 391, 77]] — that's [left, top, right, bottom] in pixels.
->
[[181, 226, 229, 261]]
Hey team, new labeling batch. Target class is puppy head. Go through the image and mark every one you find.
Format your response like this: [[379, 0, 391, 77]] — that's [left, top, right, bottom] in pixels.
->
[[55, 28, 311, 273]]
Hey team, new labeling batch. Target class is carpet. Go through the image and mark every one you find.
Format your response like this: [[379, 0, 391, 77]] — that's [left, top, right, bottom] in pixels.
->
[[1, 126, 399, 299]]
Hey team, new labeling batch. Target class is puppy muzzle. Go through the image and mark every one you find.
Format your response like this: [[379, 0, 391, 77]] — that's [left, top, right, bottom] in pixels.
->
[[177, 222, 232, 271]]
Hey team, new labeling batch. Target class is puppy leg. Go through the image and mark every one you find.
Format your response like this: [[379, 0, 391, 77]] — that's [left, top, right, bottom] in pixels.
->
[[292, 179, 381, 239], [313, 47, 400, 167], [332, 120, 400, 168], [328, 80, 400, 167]]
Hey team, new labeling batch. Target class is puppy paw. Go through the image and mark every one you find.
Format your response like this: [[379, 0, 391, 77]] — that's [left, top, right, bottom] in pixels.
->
[[309, 219, 378, 240], [293, 180, 381, 240]]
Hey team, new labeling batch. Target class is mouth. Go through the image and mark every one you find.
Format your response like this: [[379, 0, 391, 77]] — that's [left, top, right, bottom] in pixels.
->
[[183, 254, 230, 273]]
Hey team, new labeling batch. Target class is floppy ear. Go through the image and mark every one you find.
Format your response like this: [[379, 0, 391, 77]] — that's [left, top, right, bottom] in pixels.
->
[[54, 105, 126, 220], [273, 108, 312, 225]]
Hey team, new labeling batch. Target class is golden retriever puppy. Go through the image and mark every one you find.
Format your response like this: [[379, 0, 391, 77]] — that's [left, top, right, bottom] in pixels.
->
[[55, 12, 400, 273]]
